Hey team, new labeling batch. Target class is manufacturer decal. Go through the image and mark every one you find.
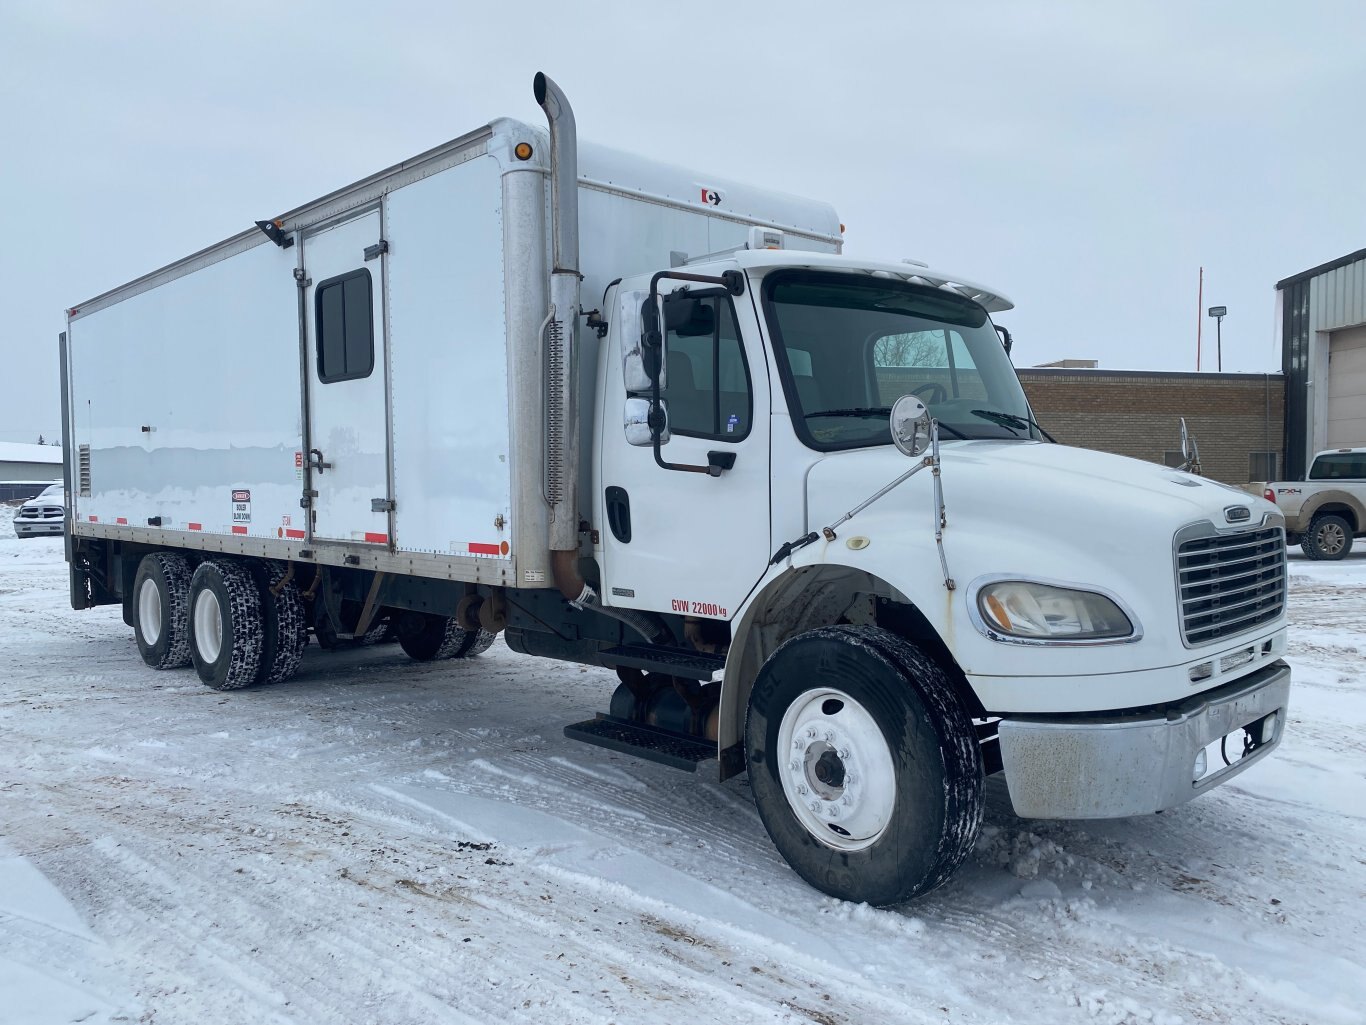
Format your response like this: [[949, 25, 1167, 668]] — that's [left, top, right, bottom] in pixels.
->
[[671, 598, 728, 618], [697, 186, 723, 207], [232, 489, 251, 524], [1277, 488, 1301, 495], [611, 587, 636, 598]]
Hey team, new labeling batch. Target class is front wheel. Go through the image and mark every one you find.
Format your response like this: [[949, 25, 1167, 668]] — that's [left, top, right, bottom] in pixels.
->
[[745, 626, 983, 905], [1301, 513, 1353, 561]]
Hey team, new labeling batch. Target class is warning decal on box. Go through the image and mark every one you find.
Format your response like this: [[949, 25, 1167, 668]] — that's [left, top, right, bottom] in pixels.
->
[[232, 489, 251, 524]]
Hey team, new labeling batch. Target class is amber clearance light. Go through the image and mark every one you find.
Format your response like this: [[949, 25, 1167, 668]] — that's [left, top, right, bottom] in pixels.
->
[[514, 142, 534, 161]]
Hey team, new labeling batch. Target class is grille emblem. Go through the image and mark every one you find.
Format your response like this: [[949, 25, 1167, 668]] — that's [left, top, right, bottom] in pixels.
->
[[1225, 506, 1251, 523]]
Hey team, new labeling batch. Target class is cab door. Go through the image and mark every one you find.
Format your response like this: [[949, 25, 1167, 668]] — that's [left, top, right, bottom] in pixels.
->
[[597, 284, 771, 622], [301, 208, 392, 546]]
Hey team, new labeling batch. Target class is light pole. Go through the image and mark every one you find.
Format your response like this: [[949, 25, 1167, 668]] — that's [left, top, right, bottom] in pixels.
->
[[1207, 305, 1227, 371]]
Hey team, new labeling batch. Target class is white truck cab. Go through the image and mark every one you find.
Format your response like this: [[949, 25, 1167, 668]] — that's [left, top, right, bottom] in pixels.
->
[[62, 74, 1290, 905]]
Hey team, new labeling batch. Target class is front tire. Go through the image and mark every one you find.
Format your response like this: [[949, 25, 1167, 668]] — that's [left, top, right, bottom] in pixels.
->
[[132, 552, 194, 669], [188, 560, 264, 690], [745, 625, 983, 906], [1301, 513, 1352, 561]]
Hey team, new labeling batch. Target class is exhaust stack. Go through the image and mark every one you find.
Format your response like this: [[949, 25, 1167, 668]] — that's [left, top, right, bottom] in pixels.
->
[[535, 72, 590, 603]]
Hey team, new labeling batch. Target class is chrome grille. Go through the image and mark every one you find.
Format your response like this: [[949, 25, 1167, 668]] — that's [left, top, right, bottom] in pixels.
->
[[1177, 526, 1285, 646]]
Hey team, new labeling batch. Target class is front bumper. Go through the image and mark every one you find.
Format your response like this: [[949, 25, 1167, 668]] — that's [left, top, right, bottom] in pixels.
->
[[14, 517, 63, 537], [996, 660, 1290, 819]]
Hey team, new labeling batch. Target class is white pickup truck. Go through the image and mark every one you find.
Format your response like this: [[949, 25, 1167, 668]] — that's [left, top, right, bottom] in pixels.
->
[[1254, 448, 1366, 559]]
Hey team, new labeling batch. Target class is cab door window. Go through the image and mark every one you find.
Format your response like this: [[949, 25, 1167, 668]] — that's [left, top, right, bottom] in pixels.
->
[[663, 296, 751, 441]]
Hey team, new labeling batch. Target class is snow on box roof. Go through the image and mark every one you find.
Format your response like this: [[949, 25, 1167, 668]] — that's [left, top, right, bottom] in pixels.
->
[[0, 442, 62, 464]]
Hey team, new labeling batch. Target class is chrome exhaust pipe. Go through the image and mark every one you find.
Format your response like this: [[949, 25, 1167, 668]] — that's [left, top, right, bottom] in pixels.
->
[[535, 72, 591, 602]]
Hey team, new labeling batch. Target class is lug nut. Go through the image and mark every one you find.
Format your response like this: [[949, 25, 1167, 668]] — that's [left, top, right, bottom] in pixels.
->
[[838, 748, 850, 759], [809, 801, 821, 813], [796, 783, 808, 795], [806, 727, 818, 739], [789, 760, 800, 772]]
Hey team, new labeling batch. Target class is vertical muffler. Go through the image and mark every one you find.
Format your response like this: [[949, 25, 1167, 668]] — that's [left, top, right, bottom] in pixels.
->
[[535, 72, 591, 603]]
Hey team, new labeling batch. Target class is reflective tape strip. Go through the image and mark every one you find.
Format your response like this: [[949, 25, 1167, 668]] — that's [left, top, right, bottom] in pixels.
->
[[231, 526, 248, 535], [468, 542, 500, 555], [115, 517, 128, 525], [285, 529, 306, 539], [363, 532, 388, 544], [188, 523, 202, 531]]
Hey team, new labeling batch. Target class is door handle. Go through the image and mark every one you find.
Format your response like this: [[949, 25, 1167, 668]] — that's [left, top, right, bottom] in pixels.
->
[[605, 486, 632, 543], [309, 448, 332, 474]]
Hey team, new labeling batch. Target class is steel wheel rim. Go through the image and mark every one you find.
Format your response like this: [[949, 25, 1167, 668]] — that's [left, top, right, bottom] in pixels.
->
[[193, 588, 223, 664], [1319, 522, 1345, 555], [138, 577, 163, 645], [776, 687, 896, 852]]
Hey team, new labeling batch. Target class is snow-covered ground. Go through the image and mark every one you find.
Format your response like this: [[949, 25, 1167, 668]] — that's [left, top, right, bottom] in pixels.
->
[[2, 510, 1363, 1025]]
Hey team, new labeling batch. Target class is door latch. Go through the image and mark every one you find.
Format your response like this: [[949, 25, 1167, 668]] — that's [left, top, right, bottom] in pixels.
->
[[308, 448, 331, 473]]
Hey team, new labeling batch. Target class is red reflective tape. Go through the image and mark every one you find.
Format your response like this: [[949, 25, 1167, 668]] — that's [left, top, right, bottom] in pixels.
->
[[188, 523, 202, 531], [363, 532, 388, 544], [285, 529, 305, 539], [88, 515, 98, 522], [231, 525, 248, 535], [468, 542, 500, 555], [115, 517, 128, 525]]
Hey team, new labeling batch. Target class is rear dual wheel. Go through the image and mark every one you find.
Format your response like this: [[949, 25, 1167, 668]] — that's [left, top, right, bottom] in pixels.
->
[[133, 552, 194, 669], [395, 611, 495, 662]]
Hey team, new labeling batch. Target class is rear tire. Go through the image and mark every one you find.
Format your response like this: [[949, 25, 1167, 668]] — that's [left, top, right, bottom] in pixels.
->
[[188, 560, 264, 690], [745, 625, 984, 906], [396, 612, 472, 662], [248, 562, 307, 685], [1301, 513, 1352, 561], [132, 552, 194, 670]]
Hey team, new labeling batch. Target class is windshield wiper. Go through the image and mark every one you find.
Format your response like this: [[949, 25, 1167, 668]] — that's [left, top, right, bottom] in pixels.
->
[[806, 406, 971, 441], [970, 409, 1057, 442], [805, 406, 892, 419]]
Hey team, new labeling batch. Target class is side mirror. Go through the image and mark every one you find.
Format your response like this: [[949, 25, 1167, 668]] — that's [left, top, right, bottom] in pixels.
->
[[664, 295, 715, 337], [619, 289, 662, 393], [890, 394, 932, 457], [994, 324, 1013, 354], [625, 396, 669, 447]]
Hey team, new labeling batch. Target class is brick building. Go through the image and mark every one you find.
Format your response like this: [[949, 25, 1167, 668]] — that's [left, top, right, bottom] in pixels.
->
[[1018, 368, 1285, 486]]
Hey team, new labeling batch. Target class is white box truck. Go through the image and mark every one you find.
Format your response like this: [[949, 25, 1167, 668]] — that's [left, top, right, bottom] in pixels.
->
[[60, 74, 1291, 904]]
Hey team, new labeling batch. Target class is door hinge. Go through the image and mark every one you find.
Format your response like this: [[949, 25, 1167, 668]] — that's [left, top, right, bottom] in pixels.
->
[[363, 240, 389, 262], [371, 498, 395, 512], [293, 267, 311, 288]]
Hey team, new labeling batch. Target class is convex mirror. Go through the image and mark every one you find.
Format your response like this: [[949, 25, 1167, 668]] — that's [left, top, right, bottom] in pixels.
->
[[890, 394, 932, 457]]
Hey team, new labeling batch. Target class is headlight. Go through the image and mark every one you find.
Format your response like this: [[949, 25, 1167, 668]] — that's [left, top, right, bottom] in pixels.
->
[[976, 580, 1135, 641]]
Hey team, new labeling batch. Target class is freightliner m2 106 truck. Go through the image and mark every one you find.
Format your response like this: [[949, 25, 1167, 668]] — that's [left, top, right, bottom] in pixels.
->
[[61, 75, 1291, 904]]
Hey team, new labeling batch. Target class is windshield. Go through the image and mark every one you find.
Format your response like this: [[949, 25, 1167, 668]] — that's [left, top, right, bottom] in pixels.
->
[[762, 270, 1038, 450], [39, 484, 62, 498]]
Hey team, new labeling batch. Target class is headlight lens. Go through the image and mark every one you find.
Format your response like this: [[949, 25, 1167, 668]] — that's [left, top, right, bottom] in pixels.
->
[[977, 581, 1134, 641]]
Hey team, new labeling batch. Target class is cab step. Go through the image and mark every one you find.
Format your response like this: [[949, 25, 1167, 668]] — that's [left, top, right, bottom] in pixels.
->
[[596, 644, 725, 680], [564, 714, 716, 773]]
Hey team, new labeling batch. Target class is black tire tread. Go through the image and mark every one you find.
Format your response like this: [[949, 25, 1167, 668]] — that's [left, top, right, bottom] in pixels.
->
[[133, 552, 194, 670], [189, 560, 264, 690]]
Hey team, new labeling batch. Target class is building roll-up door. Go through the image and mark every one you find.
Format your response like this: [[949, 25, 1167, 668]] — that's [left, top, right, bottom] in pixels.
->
[[1327, 324, 1366, 448]]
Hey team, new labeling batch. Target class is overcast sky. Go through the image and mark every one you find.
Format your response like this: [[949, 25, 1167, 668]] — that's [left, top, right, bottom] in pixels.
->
[[3, 0, 1364, 444]]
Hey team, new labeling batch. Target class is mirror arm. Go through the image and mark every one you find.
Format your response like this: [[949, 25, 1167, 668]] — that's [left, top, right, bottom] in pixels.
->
[[641, 269, 744, 475]]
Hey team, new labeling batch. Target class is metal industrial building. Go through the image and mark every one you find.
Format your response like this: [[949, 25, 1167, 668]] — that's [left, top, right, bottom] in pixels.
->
[[1277, 247, 1366, 479], [0, 442, 63, 501]]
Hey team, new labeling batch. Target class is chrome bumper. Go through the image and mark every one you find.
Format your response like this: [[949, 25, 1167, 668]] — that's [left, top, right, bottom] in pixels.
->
[[996, 661, 1291, 819]]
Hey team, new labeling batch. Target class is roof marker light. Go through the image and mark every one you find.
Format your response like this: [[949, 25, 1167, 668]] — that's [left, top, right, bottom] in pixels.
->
[[514, 142, 534, 161]]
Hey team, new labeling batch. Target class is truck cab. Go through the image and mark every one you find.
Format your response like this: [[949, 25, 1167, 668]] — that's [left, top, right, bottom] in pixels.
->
[[583, 243, 1289, 903]]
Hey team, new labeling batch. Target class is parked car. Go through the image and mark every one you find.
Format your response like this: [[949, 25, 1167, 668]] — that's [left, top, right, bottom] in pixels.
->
[[13, 483, 65, 538], [1251, 448, 1366, 559]]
